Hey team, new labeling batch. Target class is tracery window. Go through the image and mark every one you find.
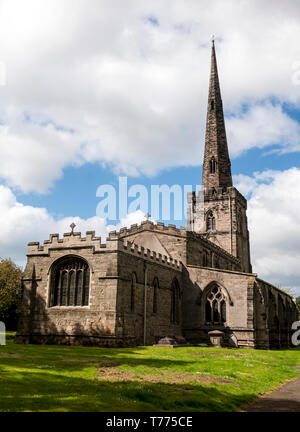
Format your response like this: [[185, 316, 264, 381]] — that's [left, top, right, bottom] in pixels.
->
[[205, 285, 226, 324], [170, 278, 180, 324], [153, 277, 159, 314], [207, 212, 216, 231], [130, 273, 137, 312], [51, 256, 90, 307]]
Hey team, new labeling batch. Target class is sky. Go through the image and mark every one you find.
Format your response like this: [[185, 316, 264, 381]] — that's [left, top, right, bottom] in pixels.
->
[[0, 0, 300, 294]]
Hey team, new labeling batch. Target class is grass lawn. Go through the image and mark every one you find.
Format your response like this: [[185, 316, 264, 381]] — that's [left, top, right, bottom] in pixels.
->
[[0, 332, 299, 412]]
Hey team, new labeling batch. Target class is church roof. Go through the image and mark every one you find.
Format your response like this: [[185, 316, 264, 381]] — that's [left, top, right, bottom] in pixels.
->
[[127, 231, 171, 258]]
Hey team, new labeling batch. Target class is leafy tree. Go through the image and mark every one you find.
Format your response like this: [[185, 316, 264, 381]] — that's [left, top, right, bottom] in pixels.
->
[[276, 285, 296, 299], [296, 297, 300, 320], [0, 258, 23, 330]]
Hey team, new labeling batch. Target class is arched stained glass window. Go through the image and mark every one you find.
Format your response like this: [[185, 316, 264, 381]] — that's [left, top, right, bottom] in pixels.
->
[[61, 271, 68, 306], [206, 300, 212, 322], [205, 285, 227, 325], [76, 271, 83, 306], [83, 269, 90, 306], [51, 256, 90, 307], [69, 271, 76, 306]]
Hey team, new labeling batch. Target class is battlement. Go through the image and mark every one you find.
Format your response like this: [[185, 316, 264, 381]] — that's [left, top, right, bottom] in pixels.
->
[[27, 229, 182, 270], [27, 218, 238, 268], [120, 239, 181, 270], [27, 231, 107, 255], [108, 220, 186, 239], [188, 231, 241, 265]]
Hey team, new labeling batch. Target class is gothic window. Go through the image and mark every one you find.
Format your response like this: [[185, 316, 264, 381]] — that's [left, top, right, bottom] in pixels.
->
[[207, 212, 216, 231], [211, 100, 215, 111], [51, 256, 90, 307], [205, 285, 227, 324], [153, 277, 159, 314], [203, 251, 208, 267], [209, 157, 217, 174], [130, 273, 137, 312], [170, 278, 180, 324]]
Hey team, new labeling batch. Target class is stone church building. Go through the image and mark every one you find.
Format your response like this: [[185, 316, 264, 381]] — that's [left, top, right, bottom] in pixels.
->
[[16, 41, 297, 349]]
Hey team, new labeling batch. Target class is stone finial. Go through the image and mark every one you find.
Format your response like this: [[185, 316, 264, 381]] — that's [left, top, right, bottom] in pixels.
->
[[70, 222, 76, 234]]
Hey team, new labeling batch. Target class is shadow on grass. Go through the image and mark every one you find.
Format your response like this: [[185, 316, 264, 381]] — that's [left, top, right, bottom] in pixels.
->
[[0, 367, 254, 412]]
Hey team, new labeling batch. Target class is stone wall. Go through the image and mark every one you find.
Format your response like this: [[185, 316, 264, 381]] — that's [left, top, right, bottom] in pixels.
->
[[254, 279, 298, 349], [16, 229, 182, 347], [188, 187, 252, 273], [117, 220, 241, 271], [117, 251, 182, 346], [182, 265, 256, 348]]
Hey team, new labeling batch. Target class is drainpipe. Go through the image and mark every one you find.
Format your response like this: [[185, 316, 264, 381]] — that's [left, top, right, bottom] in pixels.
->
[[229, 194, 232, 254], [143, 262, 148, 346]]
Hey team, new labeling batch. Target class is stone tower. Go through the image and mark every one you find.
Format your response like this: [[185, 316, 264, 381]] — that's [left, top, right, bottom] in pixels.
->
[[188, 40, 252, 273]]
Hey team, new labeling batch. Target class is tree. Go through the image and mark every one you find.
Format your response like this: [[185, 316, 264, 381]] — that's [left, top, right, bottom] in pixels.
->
[[276, 285, 296, 299], [0, 258, 23, 330], [296, 297, 300, 320]]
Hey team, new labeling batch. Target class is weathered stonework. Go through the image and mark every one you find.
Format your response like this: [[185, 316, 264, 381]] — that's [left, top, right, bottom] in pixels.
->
[[16, 40, 297, 349]]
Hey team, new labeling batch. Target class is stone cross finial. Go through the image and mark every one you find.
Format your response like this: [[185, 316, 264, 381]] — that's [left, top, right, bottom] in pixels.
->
[[70, 222, 76, 234]]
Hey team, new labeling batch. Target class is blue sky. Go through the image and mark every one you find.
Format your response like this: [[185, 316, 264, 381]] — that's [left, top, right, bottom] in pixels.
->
[[0, 0, 300, 294], [16, 142, 300, 224]]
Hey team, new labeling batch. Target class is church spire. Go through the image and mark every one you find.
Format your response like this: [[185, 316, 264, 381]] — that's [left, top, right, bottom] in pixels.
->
[[202, 39, 232, 191]]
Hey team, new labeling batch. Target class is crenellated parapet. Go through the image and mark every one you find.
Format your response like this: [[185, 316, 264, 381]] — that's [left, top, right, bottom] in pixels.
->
[[27, 231, 107, 255], [107, 220, 240, 267], [109, 220, 186, 239], [27, 228, 181, 270], [188, 231, 241, 265], [120, 239, 181, 270]]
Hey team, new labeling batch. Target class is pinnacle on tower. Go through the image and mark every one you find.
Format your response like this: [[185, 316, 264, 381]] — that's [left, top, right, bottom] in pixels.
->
[[202, 39, 232, 191]]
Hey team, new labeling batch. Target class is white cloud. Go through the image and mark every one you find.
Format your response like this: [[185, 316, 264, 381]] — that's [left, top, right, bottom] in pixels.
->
[[235, 167, 300, 295], [0, 0, 300, 192], [227, 103, 300, 157], [2, 166, 300, 298], [0, 185, 146, 267]]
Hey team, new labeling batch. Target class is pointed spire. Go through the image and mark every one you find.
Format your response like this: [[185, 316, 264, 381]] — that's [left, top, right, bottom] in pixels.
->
[[202, 39, 232, 191]]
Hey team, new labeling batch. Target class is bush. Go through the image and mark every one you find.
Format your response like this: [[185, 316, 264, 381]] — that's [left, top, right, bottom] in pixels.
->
[[0, 258, 23, 330]]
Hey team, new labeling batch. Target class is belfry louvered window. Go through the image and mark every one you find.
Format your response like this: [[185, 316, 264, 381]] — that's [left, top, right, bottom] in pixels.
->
[[51, 256, 90, 307], [205, 285, 226, 324], [207, 212, 216, 231]]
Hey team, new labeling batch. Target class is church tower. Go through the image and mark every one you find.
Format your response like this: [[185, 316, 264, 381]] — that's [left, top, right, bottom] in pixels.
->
[[188, 39, 252, 273]]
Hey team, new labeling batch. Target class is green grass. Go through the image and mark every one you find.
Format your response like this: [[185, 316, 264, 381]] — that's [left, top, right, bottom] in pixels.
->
[[0, 333, 299, 412]]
